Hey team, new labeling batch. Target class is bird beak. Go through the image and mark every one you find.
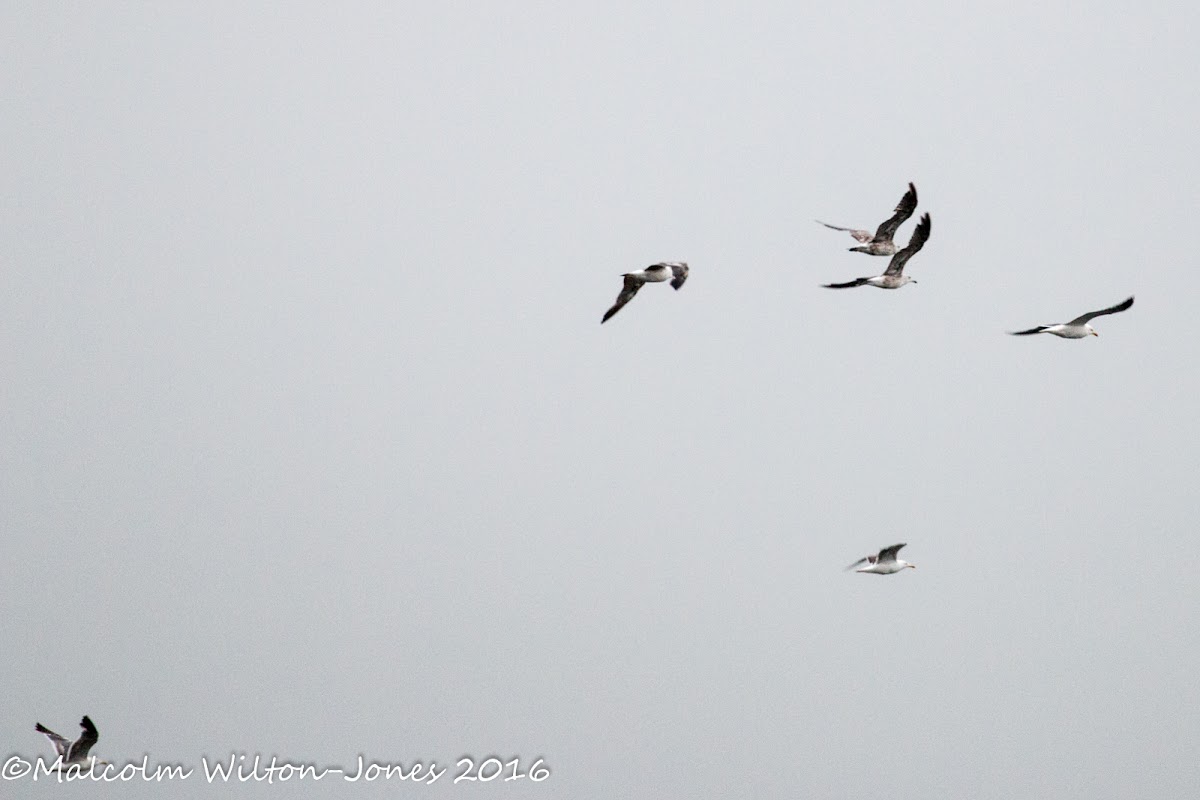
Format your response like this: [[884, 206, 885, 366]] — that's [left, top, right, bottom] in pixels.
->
[[1091, 330, 1099, 336], [909, 564, 917, 569]]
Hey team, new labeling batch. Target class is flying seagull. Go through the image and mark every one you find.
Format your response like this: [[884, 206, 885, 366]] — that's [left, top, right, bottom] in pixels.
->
[[846, 543, 916, 574], [823, 213, 931, 289], [1009, 296, 1134, 338], [35, 715, 108, 767], [601, 262, 689, 323], [817, 182, 918, 256]]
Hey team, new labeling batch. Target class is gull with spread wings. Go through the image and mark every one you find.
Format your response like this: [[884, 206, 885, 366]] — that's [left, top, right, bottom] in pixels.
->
[[846, 543, 916, 575], [1009, 296, 1134, 338], [35, 715, 109, 768], [817, 182, 918, 256], [601, 262, 689, 323]]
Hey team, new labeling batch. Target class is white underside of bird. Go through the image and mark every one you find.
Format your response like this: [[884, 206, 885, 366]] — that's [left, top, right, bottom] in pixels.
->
[[855, 559, 914, 574]]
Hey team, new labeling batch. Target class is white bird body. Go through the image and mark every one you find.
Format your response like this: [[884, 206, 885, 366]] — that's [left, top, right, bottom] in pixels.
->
[[855, 558, 914, 574], [865, 274, 914, 290], [631, 264, 672, 283], [846, 543, 916, 575], [1040, 323, 1095, 339]]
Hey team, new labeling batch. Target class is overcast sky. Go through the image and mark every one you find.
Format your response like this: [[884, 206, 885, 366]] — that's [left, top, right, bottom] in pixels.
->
[[3, 2, 1198, 798]]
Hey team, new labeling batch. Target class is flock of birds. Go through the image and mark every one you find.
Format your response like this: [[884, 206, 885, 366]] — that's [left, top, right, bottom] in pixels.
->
[[599, 180, 1136, 577], [32, 183, 1137, 768], [601, 180, 1134, 337]]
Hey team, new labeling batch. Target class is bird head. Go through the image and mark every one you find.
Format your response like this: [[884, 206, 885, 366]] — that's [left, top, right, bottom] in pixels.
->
[[1089, 326, 1099, 337]]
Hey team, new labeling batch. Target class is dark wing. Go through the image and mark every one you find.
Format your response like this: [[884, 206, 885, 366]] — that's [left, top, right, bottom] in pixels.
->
[[872, 182, 918, 242], [1067, 295, 1134, 326], [822, 277, 871, 289], [1008, 326, 1048, 336], [601, 275, 644, 323], [844, 556, 869, 571], [667, 262, 689, 290], [36, 723, 71, 757], [883, 213, 931, 277], [877, 543, 907, 563], [67, 716, 98, 761], [816, 220, 873, 243]]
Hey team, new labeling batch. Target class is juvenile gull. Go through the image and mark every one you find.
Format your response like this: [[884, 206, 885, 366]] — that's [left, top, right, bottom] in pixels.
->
[[601, 262, 689, 323], [846, 543, 916, 575], [1009, 296, 1134, 338], [823, 213, 931, 289], [817, 182, 918, 256], [35, 716, 108, 768]]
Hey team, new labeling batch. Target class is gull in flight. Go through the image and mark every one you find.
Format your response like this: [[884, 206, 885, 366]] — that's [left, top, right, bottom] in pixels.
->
[[1009, 296, 1134, 338], [846, 543, 916, 574], [35, 715, 109, 768], [602, 262, 689, 323], [817, 182, 918, 256], [823, 213, 931, 289]]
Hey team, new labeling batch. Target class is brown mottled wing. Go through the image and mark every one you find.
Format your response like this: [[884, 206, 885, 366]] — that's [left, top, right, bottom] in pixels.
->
[[1067, 296, 1134, 326], [602, 275, 644, 323], [668, 262, 689, 290], [816, 220, 873, 243], [883, 213, 931, 277], [68, 716, 99, 761], [872, 182, 918, 242]]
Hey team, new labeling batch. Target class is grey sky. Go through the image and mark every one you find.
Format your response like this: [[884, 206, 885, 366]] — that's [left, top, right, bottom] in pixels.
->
[[3, 2, 1198, 797]]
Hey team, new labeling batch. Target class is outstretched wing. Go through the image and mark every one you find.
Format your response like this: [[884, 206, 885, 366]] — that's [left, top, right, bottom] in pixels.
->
[[816, 220, 873, 243], [883, 213, 931, 277], [1067, 296, 1134, 326], [1008, 326, 1048, 336], [872, 182, 918, 242], [877, 543, 907, 563], [844, 557, 870, 571], [36, 723, 71, 758], [666, 262, 689, 290], [67, 716, 98, 762], [601, 275, 644, 323], [822, 277, 871, 289]]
